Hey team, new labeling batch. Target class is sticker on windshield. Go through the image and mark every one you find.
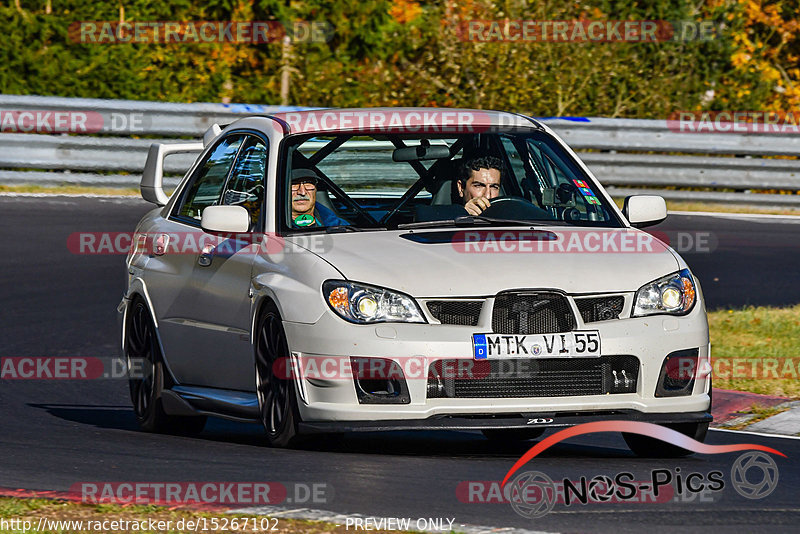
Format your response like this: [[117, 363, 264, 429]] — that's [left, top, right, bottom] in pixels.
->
[[572, 179, 595, 196], [294, 214, 317, 227], [572, 179, 601, 205]]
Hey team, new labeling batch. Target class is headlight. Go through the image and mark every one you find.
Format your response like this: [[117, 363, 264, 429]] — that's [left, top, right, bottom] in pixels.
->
[[322, 280, 426, 324], [633, 269, 697, 317]]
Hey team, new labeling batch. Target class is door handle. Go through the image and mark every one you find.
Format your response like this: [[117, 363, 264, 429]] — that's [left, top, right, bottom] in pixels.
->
[[198, 244, 214, 266]]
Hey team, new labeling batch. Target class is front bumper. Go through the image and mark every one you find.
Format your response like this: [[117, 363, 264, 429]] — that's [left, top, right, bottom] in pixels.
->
[[283, 302, 712, 422]]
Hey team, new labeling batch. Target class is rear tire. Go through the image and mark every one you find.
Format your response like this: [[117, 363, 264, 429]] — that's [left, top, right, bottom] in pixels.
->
[[623, 422, 708, 458], [255, 302, 302, 448], [126, 297, 207, 435], [482, 428, 546, 441]]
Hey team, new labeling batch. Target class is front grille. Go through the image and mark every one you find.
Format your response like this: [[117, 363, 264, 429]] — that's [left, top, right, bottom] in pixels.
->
[[492, 291, 575, 334], [427, 356, 639, 398], [427, 300, 484, 326], [576, 296, 625, 323]]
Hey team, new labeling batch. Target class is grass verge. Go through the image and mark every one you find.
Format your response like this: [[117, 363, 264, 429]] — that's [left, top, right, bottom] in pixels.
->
[[0, 497, 405, 534], [708, 304, 800, 397], [0, 184, 140, 196], [721, 403, 792, 430]]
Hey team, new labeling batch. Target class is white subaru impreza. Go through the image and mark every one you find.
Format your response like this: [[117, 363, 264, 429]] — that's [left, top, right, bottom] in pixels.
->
[[121, 108, 711, 454]]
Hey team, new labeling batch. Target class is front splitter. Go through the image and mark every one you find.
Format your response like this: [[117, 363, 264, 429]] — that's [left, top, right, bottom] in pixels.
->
[[298, 410, 712, 433]]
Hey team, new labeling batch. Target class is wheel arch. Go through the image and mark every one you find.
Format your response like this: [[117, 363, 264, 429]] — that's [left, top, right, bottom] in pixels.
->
[[125, 277, 160, 328], [123, 278, 179, 386], [250, 292, 282, 346], [250, 291, 310, 407]]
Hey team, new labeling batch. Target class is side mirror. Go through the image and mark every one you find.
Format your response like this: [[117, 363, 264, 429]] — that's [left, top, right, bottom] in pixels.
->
[[623, 195, 667, 228], [200, 205, 251, 233]]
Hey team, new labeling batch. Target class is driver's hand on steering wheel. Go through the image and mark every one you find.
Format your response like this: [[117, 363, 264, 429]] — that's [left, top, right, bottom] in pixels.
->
[[464, 197, 491, 215]]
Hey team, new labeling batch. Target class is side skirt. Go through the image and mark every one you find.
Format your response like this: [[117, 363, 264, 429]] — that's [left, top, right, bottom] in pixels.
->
[[162, 385, 260, 423]]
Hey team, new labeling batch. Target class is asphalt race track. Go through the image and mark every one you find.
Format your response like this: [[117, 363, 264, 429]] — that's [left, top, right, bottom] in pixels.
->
[[1, 196, 800, 533]]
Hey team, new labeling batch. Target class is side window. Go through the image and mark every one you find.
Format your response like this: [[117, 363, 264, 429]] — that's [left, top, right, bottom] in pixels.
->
[[221, 136, 268, 229], [175, 135, 244, 221]]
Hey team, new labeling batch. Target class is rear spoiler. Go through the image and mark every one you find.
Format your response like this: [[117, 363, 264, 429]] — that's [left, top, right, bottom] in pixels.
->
[[140, 124, 222, 206]]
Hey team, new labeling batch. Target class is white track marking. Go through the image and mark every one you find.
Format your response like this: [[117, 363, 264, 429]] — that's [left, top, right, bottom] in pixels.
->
[[0, 192, 138, 199], [710, 427, 800, 440], [670, 210, 800, 223]]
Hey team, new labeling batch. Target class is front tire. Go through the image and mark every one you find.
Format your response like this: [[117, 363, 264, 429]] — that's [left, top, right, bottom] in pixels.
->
[[623, 422, 709, 458], [255, 302, 302, 447], [126, 297, 206, 434]]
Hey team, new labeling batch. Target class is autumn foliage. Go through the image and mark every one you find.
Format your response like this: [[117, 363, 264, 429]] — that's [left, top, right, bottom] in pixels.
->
[[0, 0, 798, 119]]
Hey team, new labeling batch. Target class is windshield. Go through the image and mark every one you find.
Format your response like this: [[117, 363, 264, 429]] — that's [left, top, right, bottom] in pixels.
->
[[279, 130, 622, 232]]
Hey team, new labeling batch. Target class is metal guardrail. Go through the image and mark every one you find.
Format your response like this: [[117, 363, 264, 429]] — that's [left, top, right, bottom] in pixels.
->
[[545, 117, 800, 156], [0, 94, 302, 137], [580, 153, 800, 190], [1, 94, 799, 206], [0, 133, 196, 173]]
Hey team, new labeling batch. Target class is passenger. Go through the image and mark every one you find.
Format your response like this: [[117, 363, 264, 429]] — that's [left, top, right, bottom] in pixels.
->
[[290, 168, 349, 227], [456, 156, 503, 215]]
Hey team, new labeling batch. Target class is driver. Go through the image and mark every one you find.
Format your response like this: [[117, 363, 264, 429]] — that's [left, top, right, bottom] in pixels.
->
[[291, 168, 349, 227], [456, 156, 503, 215]]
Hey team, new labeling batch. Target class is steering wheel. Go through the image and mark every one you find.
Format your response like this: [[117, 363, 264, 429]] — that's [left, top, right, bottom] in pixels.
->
[[481, 196, 553, 220]]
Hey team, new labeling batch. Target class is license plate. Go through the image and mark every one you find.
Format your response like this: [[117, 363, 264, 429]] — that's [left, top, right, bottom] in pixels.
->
[[472, 331, 601, 359]]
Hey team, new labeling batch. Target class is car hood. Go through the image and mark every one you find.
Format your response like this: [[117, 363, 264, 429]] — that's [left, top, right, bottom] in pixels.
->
[[286, 227, 679, 297]]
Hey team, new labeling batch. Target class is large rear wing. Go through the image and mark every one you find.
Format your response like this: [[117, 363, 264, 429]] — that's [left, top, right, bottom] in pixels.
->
[[140, 124, 222, 206]]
